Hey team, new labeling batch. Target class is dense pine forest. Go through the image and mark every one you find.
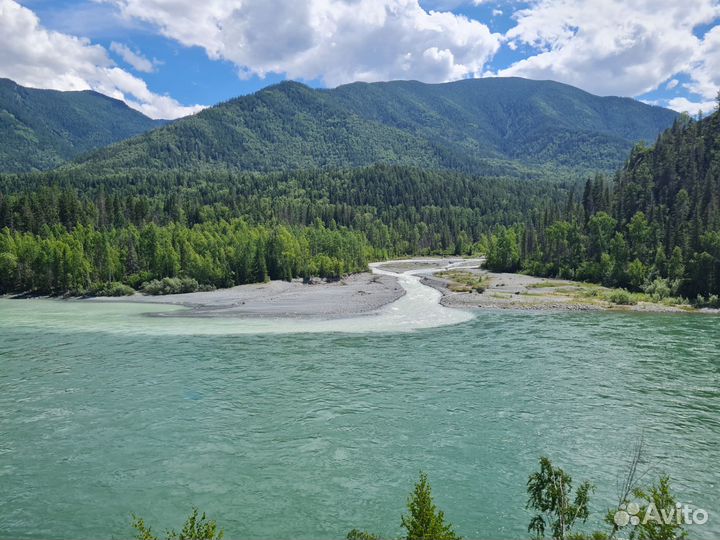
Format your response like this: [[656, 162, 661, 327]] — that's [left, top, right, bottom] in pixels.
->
[[485, 106, 720, 303]]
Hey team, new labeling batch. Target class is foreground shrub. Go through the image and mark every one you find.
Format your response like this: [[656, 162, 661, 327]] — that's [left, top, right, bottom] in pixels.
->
[[132, 508, 223, 540], [348, 471, 458, 540]]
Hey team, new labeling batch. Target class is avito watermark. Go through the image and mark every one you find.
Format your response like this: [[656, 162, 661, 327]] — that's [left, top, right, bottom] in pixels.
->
[[613, 501, 709, 528]]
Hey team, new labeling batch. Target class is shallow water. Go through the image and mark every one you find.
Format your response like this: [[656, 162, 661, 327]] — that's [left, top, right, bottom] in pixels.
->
[[0, 263, 472, 336], [0, 281, 719, 538]]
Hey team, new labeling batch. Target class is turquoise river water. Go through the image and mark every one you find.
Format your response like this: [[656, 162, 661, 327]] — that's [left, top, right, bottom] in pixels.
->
[[1, 292, 719, 539]]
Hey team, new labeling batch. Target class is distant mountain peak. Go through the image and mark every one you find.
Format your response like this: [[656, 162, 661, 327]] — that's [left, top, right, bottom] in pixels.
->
[[0, 79, 165, 173]]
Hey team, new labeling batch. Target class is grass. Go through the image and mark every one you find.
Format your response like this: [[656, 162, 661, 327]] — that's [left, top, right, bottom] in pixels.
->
[[526, 280, 570, 289], [439, 268, 694, 311], [435, 270, 488, 293], [528, 280, 689, 309]]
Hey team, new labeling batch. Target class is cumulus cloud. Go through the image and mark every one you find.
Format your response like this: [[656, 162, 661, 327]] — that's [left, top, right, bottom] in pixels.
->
[[684, 25, 720, 102], [0, 0, 203, 119], [110, 42, 157, 73], [103, 0, 501, 86], [496, 0, 720, 98], [667, 96, 717, 116]]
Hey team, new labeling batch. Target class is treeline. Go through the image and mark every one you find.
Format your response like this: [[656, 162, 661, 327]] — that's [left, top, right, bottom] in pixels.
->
[[0, 219, 371, 295], [484, 109, 720, 302], [0, 166, 569, 245], [0, 165, 571, 295]]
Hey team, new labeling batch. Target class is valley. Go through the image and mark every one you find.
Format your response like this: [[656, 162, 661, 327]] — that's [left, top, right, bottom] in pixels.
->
[[1, 72, 718, 540]]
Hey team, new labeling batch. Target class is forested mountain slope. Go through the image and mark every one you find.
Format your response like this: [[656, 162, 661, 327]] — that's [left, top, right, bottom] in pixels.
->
[[68, 78, 677, 178], [0, 79, 164, 172], [485, 107, 720, 301]]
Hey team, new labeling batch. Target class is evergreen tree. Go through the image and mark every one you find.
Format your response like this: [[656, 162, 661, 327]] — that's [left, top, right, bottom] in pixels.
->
[[401, 472, 459, 540]]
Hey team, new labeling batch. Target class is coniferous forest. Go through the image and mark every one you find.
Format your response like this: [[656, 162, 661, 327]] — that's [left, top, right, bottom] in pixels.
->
[[484, 107, 720, 302], [0, 166, 568, 295]]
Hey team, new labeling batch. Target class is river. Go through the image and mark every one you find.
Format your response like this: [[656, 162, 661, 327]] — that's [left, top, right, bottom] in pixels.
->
[[0, 261, 718, 538]]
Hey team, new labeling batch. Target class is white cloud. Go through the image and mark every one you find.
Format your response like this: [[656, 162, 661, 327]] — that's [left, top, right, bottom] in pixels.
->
[[417, 0, 485, 8], [103, 0, 501, 86], [110, 42, 157, 73], [0, 0, 204, 119], [666, 79, 679, 90], [684, 25, 720, 101], [667, 96, 717, 116], [496, 0, 720, 98], [492, 9, 503, 16]]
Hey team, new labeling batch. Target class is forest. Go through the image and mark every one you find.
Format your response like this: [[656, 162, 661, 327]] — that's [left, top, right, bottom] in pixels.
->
[[0, 105, 718, 300], [484, 107, 720, 302], [56, 78, 676, 179], [0, 165, 568, 295]]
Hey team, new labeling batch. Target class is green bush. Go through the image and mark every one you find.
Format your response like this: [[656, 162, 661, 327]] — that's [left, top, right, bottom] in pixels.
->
[[141, 277, 201, 296], [608, 289, 636, 305], [643, 278, 671, 301], [695, 294, 720, 308], [131, 508, 223, 540], [86, 281, 135, 297]]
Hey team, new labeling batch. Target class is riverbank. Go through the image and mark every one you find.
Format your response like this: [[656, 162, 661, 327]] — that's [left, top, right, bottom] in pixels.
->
[[90, 272, 405, 318], [84, 257, 708, 316], [418, 263, 695, 313]]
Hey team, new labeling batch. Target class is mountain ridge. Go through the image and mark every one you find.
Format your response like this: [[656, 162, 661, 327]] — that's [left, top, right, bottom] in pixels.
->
[[0, 78, 165, 172], [65, 77, 678, 179]]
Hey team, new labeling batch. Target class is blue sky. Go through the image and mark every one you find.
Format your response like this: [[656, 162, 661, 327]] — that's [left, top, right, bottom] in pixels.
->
[[3, 0, 719, 118]]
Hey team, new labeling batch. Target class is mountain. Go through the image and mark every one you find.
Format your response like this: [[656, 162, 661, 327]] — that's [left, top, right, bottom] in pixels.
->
[[68, 77, 678, 178], [0, 78, 165, 173]]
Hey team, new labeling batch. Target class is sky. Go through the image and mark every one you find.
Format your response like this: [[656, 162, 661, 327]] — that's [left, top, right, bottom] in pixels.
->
[[1, 0, 719, 119]]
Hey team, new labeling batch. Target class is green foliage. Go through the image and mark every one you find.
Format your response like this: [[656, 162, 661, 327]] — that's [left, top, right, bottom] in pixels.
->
[[526, 457, 593, 540], [86, 281, 135, 297], [436, 270, 488, 293], [696, 294, 720, 308], [346, 529, 381, 540], [608, 289, 637, 305], [141, 277, 202, 296], [630, 476, 687, 540], [643, 278, 672, 301], [627, 259, 649, 290], [484, 226, 521, 272], [131, 508, 223, 540], [401, 471, 459, 540], [487, 110, 720, 305], [56, 78, 676, 179], [0, 164, 572, 294], [346, 472, 458, 540], [0, 78, 162, 173], [0, 219, 370, 295]]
